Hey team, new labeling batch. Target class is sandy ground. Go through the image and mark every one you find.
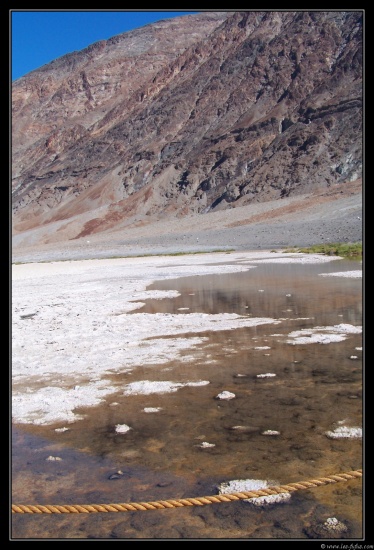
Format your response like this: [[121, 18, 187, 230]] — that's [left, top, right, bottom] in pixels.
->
[[12, 180, 363, 264]]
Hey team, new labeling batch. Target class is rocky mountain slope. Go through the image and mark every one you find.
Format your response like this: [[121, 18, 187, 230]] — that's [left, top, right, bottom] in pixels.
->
[[12, 11, 363, 247]]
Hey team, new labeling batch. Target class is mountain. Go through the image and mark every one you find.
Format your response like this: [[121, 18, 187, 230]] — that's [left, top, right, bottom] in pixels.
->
[[12, 11, 363, 246]]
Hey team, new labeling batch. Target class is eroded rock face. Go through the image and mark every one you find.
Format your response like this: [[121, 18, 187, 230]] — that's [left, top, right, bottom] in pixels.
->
[[12, 11, 362, 240]]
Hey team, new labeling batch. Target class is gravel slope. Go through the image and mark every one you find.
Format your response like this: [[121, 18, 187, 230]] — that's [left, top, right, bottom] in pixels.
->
[[12, 182, 363, 263]]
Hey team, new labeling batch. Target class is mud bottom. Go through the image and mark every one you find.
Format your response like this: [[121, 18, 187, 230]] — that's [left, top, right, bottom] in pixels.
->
[[11, 426, 363, 539]]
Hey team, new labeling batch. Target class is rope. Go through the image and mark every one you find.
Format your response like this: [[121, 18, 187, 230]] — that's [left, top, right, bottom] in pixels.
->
[[12, 469, 362, 514]]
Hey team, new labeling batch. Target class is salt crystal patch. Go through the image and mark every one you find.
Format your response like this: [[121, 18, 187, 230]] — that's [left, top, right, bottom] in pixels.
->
[[325, 426, 362, 439], [286, 324, 362, 345], [216, 391, 236, 400], [257, 373, 276, 378], [319, 271, 362, 278], [124, 380, 209, 395], [55, 427, 69, 433], [143, 407, 162, 413], [46, 456, 62, 461], [323, 517, 348, 533], [198, 441, 215, 448], [115, 424, 132, 434], [252, 493, 291, 506], [218, 479, 291, 506], [262, 430, 280, 436]]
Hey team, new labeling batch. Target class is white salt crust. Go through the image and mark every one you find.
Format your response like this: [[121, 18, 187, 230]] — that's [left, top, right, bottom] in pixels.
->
[[12, 251, 356, 425]]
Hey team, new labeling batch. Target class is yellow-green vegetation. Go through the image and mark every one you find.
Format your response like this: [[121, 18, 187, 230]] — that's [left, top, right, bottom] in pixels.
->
[[284, 242, 362, 259]]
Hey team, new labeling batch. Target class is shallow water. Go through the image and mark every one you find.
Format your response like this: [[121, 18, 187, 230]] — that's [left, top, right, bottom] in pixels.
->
[[11, 258, 363, 540]]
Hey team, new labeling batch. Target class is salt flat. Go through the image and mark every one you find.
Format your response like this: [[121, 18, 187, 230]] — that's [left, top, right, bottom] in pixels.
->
[[12, 250, 361, 427]]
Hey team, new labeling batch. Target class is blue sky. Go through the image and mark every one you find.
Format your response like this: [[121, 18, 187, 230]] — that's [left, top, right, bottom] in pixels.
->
[[10, 10, 201, 81]]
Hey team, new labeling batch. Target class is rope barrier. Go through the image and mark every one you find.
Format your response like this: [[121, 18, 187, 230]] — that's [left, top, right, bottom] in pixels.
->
[[12, 469, 362, 514]]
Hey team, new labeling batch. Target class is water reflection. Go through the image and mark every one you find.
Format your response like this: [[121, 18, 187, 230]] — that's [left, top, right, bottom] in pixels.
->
[[12, 258, 363, 539], [143, 260, 362, 323]]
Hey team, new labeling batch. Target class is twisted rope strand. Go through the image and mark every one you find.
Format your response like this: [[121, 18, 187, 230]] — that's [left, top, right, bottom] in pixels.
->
[[12, 469, 362, 514]]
